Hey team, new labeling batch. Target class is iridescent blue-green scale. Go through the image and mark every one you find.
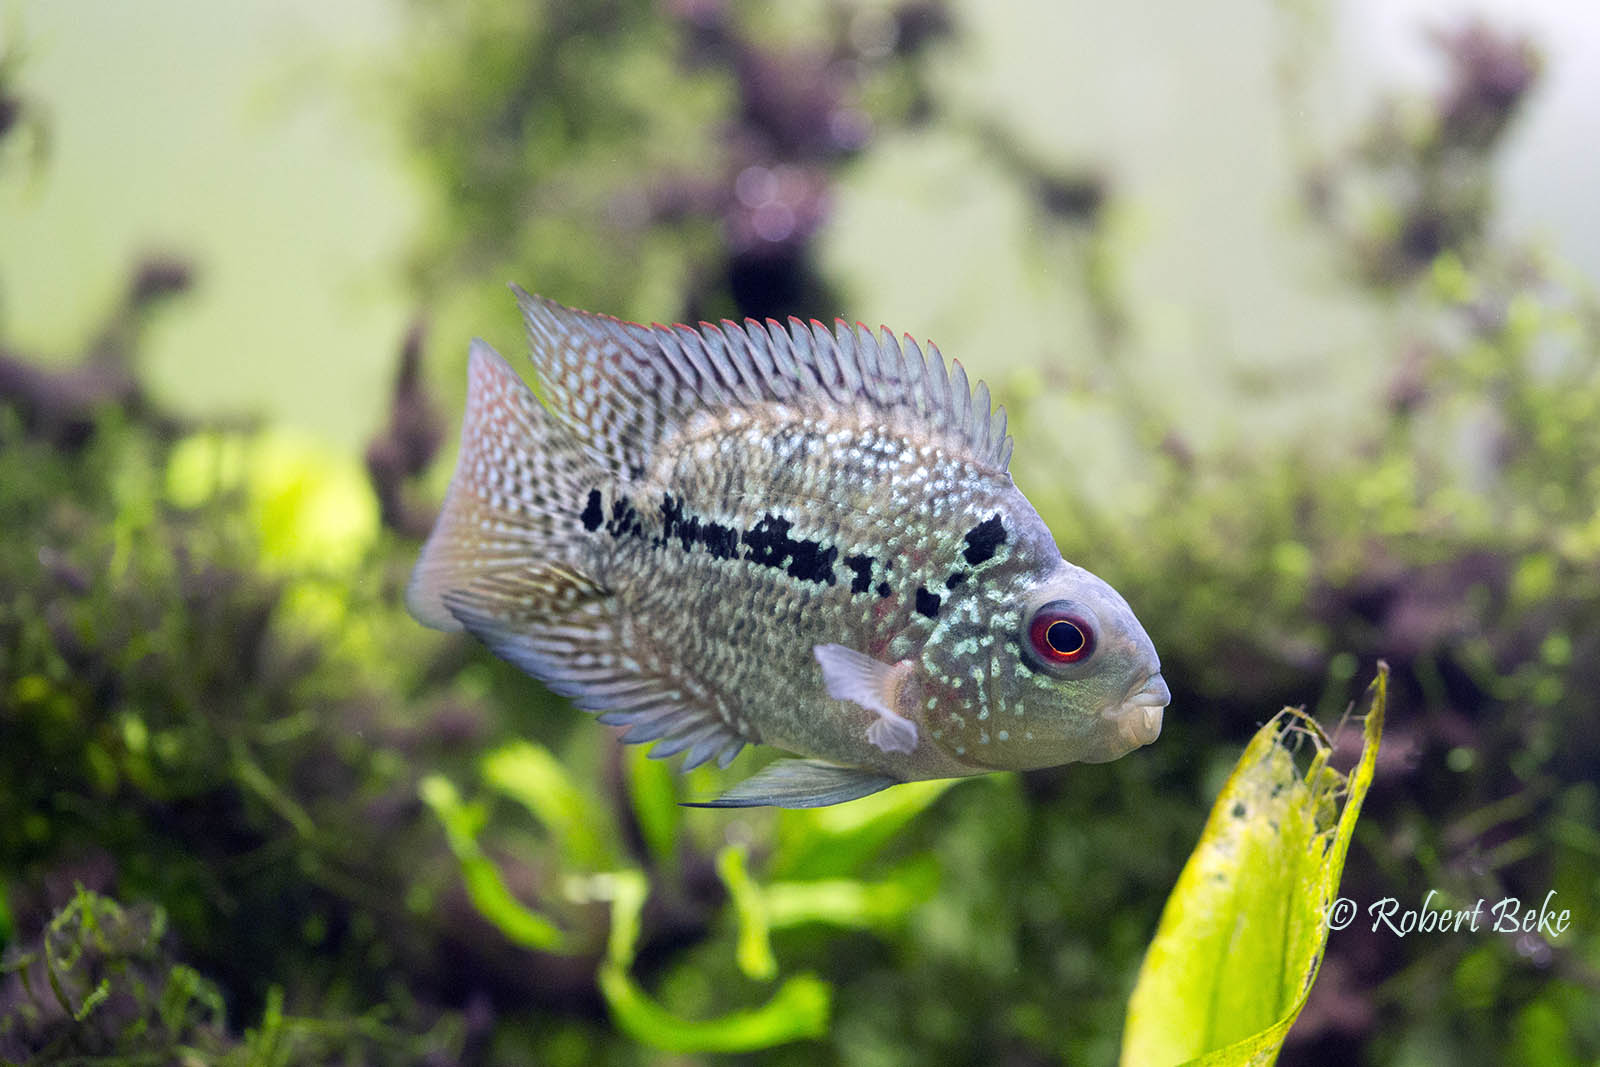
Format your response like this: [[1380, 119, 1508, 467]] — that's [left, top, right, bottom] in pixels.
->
[[582, 404, 1016, 768]]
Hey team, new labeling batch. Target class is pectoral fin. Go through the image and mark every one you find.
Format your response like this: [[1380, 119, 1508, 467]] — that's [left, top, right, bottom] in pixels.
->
[[685, 759, 900, 809], [813, 643, 920, 754]]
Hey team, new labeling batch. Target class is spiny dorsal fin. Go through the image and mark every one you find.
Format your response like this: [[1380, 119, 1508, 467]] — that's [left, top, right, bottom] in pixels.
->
[[514, 287, 1013, 480]]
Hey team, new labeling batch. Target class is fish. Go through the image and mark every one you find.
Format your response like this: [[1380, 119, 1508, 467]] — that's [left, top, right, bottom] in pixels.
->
[[407, 287, 1170, 808]]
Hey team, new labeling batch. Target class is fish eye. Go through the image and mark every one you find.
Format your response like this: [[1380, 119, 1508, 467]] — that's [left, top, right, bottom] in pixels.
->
[[1026, 603, 1096, 667]]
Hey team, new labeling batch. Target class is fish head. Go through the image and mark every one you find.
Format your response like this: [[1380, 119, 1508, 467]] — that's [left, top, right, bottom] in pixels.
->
[[920, 559, 1168, 771]]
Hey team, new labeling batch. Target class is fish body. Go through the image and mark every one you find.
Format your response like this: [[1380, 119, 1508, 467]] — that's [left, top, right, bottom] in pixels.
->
[[408, 288, 1169, 807]]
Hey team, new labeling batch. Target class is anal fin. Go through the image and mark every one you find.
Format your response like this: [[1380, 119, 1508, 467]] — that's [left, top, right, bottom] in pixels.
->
[[445, 573, 750, 773], [685, 758, 900, 809], [441, 570, 607, 688]]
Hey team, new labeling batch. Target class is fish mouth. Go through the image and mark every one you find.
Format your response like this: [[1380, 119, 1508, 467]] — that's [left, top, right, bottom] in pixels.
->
[[1109, 673, 1171, 750]]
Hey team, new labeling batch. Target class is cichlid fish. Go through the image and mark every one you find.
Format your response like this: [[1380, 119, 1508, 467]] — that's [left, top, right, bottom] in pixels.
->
[[407, 288, 1170, 807]]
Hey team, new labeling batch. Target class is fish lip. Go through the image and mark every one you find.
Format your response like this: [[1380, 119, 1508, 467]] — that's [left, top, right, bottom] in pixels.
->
[[1107, 673, 1170, 749], [1124, 673, 1171, 709]]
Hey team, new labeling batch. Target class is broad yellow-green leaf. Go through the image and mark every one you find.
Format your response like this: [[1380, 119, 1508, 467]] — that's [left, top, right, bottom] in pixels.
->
[[1121, 667, 1386, 1066]]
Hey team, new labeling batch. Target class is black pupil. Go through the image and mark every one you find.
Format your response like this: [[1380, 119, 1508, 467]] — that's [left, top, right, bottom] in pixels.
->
[[1046, 620, 1084, 656]]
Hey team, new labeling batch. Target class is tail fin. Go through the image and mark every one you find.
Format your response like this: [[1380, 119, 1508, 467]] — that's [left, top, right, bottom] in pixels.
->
[[409, 334, 754, 770], [406, 339, 602, 632]]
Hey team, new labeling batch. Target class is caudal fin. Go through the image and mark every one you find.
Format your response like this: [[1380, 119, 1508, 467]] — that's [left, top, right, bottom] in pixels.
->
[[406, 339, 602, 632], [408, 336, 751, 770]]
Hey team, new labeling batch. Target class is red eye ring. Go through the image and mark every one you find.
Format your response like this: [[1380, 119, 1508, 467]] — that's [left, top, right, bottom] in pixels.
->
[[1028, 610, 1095, 664]]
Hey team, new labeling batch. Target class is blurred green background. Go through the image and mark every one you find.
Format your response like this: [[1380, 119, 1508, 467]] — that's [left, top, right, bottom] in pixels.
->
[[2, 0, 1598, 1064]]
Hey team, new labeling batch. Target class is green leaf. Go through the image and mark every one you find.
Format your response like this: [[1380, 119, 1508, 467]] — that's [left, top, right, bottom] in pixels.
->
[[718, 843, 934, 984], [157, 963, 225, 1037], [771, 777, 956, 879], [763, 858, 935, 931], [419, 774, 569, 953], [717, 845, 777, 980], [242, 984, 288, 1066], [482, 740, 617, 870], [1120, 666, 1387, 1066], [597, 964, 831, 1055], [624, 744, 682, 870], [592, 869, 831, 1053]]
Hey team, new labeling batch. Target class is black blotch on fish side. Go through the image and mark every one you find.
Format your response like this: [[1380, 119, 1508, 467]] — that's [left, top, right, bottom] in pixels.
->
[[915, 586, 941, 619], [876, 582, 891, 598], [788, 541, 838, 584], [945, 570, 969, 590], [962, 514, 1007, 566], [660, 493, 700, 550], [742, 512, 838, 586], [742, 513, 793, 567], [659, 492, 739, 560], [580, 489, 604, 532], [845, 554, 874, 595], [704, 521, 740, 560], [606, 496, 646, 539]]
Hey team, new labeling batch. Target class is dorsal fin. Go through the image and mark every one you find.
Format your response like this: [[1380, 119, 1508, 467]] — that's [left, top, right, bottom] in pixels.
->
[[514, 287, 1014, 480]]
